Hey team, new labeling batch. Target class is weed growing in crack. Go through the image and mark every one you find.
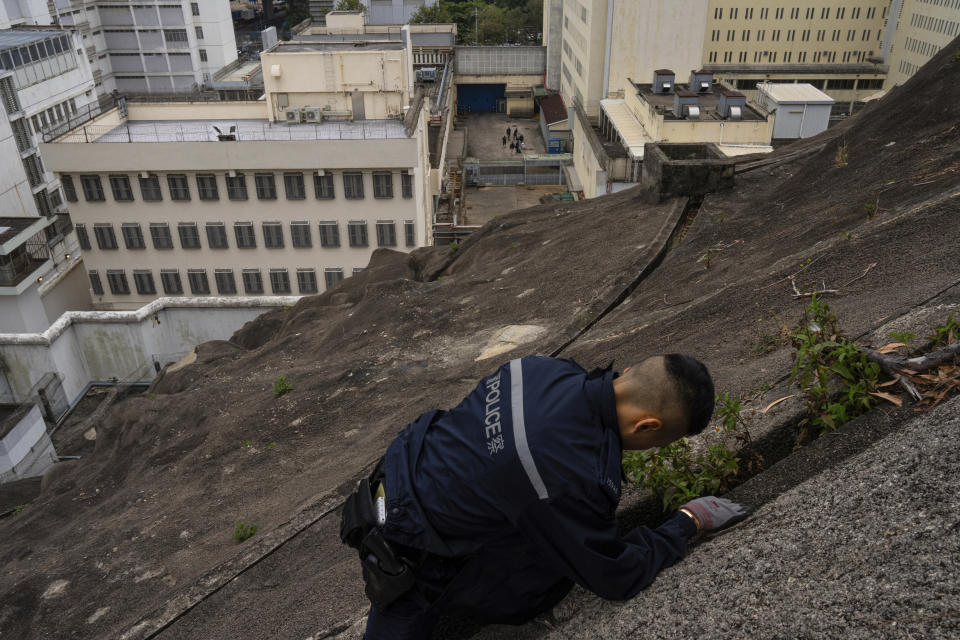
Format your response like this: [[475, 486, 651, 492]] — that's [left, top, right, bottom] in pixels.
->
[[861, 203, 877, 219], [233, 522, 258, 543], [888, 331, 916, 347], [448, 240, 459, 254], [834, 139, 849, 167], [790, 295, 881, 436], [928, 312, 957, 349], [623, 393, 761, 512], [12, 504, 27, 516], [273, 376, 293, 397]]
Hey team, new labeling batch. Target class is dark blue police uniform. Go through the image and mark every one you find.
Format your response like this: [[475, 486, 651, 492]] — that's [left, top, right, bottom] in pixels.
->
[[364, 356, 697, 638]]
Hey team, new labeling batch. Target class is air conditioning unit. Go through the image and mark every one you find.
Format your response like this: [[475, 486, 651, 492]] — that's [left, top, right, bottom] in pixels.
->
[[285, 107, 300, 123], [302, 107, 324, 123]]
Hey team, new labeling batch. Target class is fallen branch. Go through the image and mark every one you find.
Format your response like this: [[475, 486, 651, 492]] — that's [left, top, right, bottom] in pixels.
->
[[861, 344, 960, 403]]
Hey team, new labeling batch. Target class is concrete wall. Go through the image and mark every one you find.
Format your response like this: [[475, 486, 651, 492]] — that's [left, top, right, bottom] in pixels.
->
[[543, 0, 563, 91], [0, 297, 299, 405], [624, 89, 773, 145], [455, 47, 546, 76], [572, 106, 607, 199], [0, 404, 57, 482]]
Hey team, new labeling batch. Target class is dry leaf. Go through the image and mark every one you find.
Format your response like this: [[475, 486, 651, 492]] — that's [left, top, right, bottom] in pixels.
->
[[869, 391, 903, 407], [877, 342, 907, 354], [878, 377, 900, 387], [763, 394, 796, 413]]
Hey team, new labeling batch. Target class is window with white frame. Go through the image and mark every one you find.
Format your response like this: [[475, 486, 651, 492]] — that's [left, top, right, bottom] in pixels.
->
[[319, 221, 340, 247], [167, 174, 190, 200], [81, 175, 104, 201], [255, 173, 276, 200], [269, 269, 291, 294], [88, 270, 103, 295], [404, 220, 415, 247], [178, 223, 201, 249], [283, 172, 305, 200], [139, 174, 162, 201], [314, 172, 334, 199], [234, 222, 256, 248], [215, 269, 236, 294], [343, 172, 364, 199], [93, 223, 117, 249], [348, 221, 368, 247], [109, 174, 134, 201], [196, 174, 218, 200], [133, 270, 155, 294], [206, 222, 228, 249], [226, 173, 247, 200], [150, 223, 173, 249], [324, 268, 344, 289], [107, 269, 129, 294], [291, 222, 311, 248], [262, 222, 284, 248], [376, 221, 397, 247], [242, 269, 263, 294], [373, 172, 393, 198]]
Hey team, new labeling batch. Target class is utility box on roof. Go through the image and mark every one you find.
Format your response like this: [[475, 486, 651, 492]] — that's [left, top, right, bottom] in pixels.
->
[[757, 82, 835, 139]]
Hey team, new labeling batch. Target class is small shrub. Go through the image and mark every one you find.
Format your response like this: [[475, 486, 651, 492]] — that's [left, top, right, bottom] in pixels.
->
[[888, 331, 916, 346], [267, 441, 277, 450], [241, 440, 251, 448], [838, 231, 852, 241], [12, 504, 27, 516], [834, 139, 849, 167], [273, 376, 292, 397], [233, 522, 258, 543], [448, 240, 459, 254], [928, 312, 958, 348], [861, 202, 877, 219]]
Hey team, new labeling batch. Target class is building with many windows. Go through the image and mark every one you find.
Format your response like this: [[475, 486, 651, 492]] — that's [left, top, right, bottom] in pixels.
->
[[39, 23, 437, 311], [546, 0, 896, 118], [886, 0, 960, 87], [49, 0, 238, 95], [0, 0, 52, 29], [0, 27, 97, 332]]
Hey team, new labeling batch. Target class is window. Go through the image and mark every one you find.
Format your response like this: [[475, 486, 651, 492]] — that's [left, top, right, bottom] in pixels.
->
[[234, 222, 256, 248], [837, 7, 845, 19], [199, 49, 208, 63], [133, 270, 155, 295], [297, 269, 318, 294], [150, 223, 173, 249], [226, 173, 247, 200], [319, 222, 340, 247], [314, 172, 334, 199], [88, 270, 104, 295], [121, 223, 145, 249], [94, 223, 117, 250], [291, 222, 311, 248], [206, 222, 228, 249], [76, 223, 91, 250], [195, 26, 204, 39], [191, 2, 199, 16], [178, 223, 201, 249], [81, 175, 105, 202], [196, 174, 218, 200], [401, 172, 413, 198], [262, 222, 284, 248], [324, 268, 344, 289], [348, 221, 368, 247], [858, 78, 884, 91], [188, 269, 210, 294], [343, 172, 364, 199], [253, 173, 276, 200], [109, 175, 134, 201], [167, 174, 190, 201], [107, 270, 129, 295], [215, 269, 236, 294], [242, 269, 263, 294], [165, 29, 188, 43], [62, 175, 77, 202], [405, 220, 416, 247], [745, 8, 753, 19], [270, 269, 291, 294], [283, 172, 305, 200], [826, 79, 856, 90], [373, 173, 394, 198], [139, 174, 162, 201], [376, 221, 397, 247], [775, 7, 783, 19], [161, 269, 182, 294]]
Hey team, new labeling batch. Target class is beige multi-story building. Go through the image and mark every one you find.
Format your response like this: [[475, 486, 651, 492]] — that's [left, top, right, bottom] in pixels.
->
[[546, 0, 895, 117], [39, 19, 437, 311], [886, 0, 960, 87]]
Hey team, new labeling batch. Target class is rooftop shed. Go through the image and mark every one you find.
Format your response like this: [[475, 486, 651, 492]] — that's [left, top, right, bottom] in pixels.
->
[[757, 82, 835, 139]]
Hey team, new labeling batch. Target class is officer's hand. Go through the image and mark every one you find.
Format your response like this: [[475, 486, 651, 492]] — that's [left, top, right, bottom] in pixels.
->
[[680, 496, 751, 532]]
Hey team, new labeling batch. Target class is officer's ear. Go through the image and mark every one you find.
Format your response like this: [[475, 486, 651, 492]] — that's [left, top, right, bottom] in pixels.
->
[[630, 416, 662, 433]]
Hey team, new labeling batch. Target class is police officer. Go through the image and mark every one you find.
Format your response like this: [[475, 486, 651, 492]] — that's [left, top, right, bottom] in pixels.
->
[[341, 354, 750, 639]]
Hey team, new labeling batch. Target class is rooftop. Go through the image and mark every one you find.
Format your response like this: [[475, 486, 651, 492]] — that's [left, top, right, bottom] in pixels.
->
[[758, 82, 836, 104], [540, 94, 568, 125], [293, 32, 455, 47], [632, 80, 766, 122], [57, 117, 410, 144], [0, 30, 65, 50], [271, 41, 406, 53], [600, 99, 653, 159]]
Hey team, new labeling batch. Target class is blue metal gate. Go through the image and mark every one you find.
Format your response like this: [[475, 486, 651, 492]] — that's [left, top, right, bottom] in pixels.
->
[[456, 84, 506, 113]]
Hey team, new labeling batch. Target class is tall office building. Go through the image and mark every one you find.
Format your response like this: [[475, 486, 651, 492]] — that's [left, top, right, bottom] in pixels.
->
[[546, 0, 895, 117], [885, 0, 960, 87], [49, 0, 238, 94]]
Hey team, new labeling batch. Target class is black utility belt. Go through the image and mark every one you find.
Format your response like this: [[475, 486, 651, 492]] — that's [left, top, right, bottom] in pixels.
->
[[340, 465, 416, 609]]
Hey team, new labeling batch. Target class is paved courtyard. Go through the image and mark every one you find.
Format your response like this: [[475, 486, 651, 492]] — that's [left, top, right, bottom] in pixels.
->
[[461, 112, 546, 159]]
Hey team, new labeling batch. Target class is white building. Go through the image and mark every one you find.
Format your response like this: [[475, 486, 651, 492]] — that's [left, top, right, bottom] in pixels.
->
[[39, 20, 441, 311], [1, 28, 97, 333], [49, 0, 238, 94], [756, 82, 835, 139], [361, 0, 436, 25], [0, 0, 52, 29]]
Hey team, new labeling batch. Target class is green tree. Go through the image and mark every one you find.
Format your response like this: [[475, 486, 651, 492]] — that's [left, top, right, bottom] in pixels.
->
[[334, 0, 366, 12], [287, 0, 310, 26], [409, 4, 453, 23]]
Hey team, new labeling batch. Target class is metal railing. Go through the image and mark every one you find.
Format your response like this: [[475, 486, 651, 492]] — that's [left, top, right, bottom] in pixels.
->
[[56, 119, 410, 144], [463, 155, 572, 187]]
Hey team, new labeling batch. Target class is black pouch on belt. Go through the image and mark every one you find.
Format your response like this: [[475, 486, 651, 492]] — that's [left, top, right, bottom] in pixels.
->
[[340, 477, 417, 609]]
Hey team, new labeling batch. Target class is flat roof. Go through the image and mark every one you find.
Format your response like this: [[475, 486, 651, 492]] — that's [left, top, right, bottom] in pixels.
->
[[600, 99, 654, 160], [74, 118, 409, 144], [272, 41, 405, 53], [0, 30, 65, 50], [758, 82, 836, 104], [631, 81, 766, 122], [0, 218, 42, 246]]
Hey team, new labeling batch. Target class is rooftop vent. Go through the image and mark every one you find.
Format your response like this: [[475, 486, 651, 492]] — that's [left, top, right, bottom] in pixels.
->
[[673, 88, 700, 119], [717, 88, 747, 119], [689, 69, 713, 94], [653, 69, 675, 94]]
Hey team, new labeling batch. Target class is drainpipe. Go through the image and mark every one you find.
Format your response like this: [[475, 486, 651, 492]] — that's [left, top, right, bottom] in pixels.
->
[[602, 0, 614, 100]]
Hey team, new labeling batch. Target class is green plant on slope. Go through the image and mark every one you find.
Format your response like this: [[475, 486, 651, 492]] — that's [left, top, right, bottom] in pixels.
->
[[834, 139, 849, 167], [790, 295, 881, 434], [12, 504, 27, 516], [928, 312, 958, 348], [273, 376, 293, 397], [888, 331, 916, 346], [233, 522, 258, 543]]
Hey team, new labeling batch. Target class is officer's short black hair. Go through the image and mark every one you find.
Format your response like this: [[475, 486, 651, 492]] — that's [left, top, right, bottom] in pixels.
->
[[663, 354, 715, 436]]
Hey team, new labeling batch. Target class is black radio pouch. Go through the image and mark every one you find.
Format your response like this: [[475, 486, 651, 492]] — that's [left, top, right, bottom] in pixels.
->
[[340, 477, 417, 609]]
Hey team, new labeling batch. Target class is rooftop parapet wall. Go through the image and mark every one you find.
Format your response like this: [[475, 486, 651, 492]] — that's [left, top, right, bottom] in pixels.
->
[[641, 142, 735, 202], [0, 297, 298, 406]]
